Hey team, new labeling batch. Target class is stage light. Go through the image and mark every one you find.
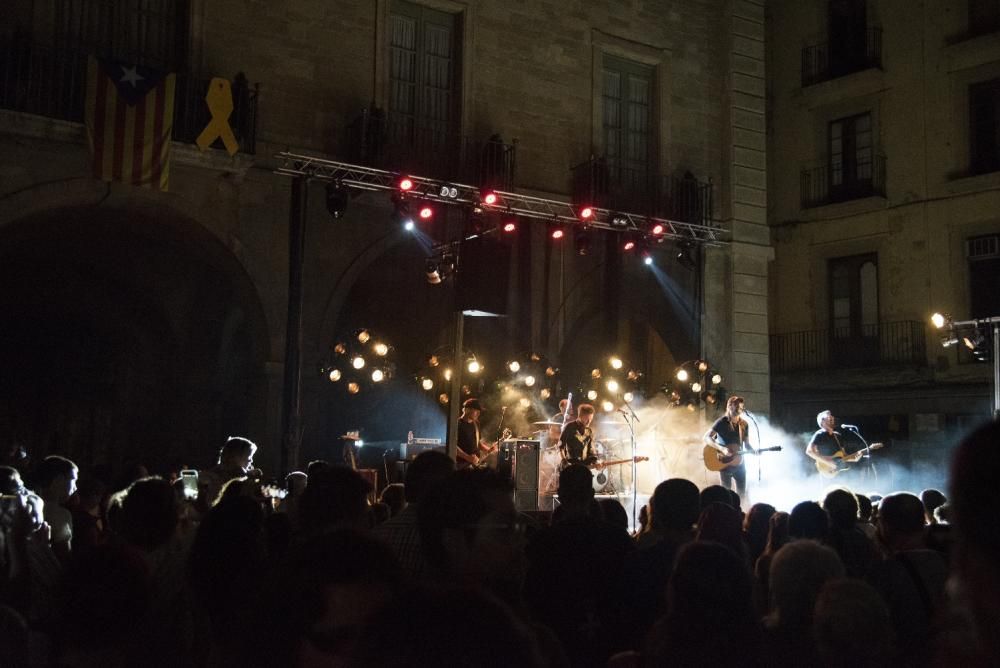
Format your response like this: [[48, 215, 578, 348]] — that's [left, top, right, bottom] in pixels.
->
[[697, 361, 708, 372], [551, 225, 566, 240], [524, 375, 536, 387], [691, 382, 702, 393], [501, 217, 518, 233], [578, 206, 594, 221], [540, 388, 551, 399], [627, 369, 639, 381], [676, 368, 689, 382], [403, 220, 415, 231], [606, 379, 619, 393], [545, 366, 556, 376], [325, 181, 350, 219], [439, 184, 459, 199], [357, 330, 371, 344], [374, 342, 389, 356], [940, 336, 959, 347], [428, 355, 440, 367], [507, 361, 520, 373], [519, 397, 531, 409], [443, 368, 453, 381], [676, 240, 697, 270], [481, 189, 499, 206], [931, 312, 947, 329], [352, 356, 366, 370], [467, 359, 481, 374], [574, 227, 591, 256], [587, 390, 598, 401], [610, 357, 623, 369], [347, 382, 360, 394], [421, 377, 434, 390], [333, 343, 347, 355], [462, 384, 471, 395], [623, 392, 634, 402], [602, 400, 614, 412], [530, 353, 541, 361], [328, 369, 341, 382], [591, 368, 602, 379], [650, 222, 665, 236], [711, 373, 722, 385], [371, 369, 385, 382], [398, 177, 414, 192], [642, 252, 653, 266], [622, 233, 639, 252], [418, 203, 434, 220], [439, 393, 449, 404], [610, 212, 629, 228]]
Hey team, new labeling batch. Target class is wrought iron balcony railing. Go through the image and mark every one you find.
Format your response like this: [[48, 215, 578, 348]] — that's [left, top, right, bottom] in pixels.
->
[[802, 27, 883, 87], [800, 154, 886, 208], [770, 320, 926, 373], [346, 107, 516, 190], [570, 157, 714, 226], [0, 38, 259, 154]]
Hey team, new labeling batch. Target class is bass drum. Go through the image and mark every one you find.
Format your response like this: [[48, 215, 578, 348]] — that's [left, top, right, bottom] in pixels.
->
[[592, 465, 609, 493]]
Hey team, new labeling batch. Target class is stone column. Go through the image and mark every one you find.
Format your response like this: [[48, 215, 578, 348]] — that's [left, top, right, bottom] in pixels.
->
[[705, 0, 774, 413]]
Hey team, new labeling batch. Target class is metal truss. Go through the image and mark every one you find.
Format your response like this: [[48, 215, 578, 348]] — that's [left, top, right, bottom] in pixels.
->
[[275, 152, 726, 245]]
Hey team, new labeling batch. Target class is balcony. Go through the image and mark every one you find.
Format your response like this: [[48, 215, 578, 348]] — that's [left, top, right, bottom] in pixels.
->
[[570, 157, 714, 226], [801, 154, 886, 208], [0, 38, 259, 154], [770, 320, 926, 373], [801, 27, 882, 87], [346, 107, 516, 190]]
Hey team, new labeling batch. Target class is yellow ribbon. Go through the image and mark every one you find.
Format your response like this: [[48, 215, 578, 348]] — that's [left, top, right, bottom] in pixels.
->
[[196, 77, 239, 156]]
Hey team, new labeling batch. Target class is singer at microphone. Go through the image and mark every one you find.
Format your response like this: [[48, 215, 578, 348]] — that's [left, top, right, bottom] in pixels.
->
[[840, 424, 859, 430], [806, 410, 855, 477]]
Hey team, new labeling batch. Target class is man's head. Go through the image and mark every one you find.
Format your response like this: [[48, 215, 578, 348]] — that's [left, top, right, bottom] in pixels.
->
[[461, 398, 482, 420], [920, 488, 946, 523], [817, 410, 835, 430], [650, 478, 701, 533], [726, 396, 745, 417], [404, 450, 455, 503], [0, 466, 25, 495], [876, 492, 925, 550], [577, 403, 595, 427], [33, 455, 78, 502], [218, 436, 257, 472]]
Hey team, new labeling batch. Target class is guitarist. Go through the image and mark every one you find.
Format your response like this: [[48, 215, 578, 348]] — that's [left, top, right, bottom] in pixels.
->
[[559, 403, 602, 469], [455, 398, 498, 469], [703, 396, 755, 497]]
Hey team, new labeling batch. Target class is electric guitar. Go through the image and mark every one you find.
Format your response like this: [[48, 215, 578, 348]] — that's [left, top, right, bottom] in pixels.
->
[[561, 455, 649, 471], [703, 444, 783, 472], [464, 428, 512, 469], [815, 442, 884, 478]]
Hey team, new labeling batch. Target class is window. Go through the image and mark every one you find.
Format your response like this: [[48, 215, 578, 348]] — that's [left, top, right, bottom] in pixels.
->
[[50, 0, 188, 70], [969, 0, 1000, 37], [828, 0, 868, 76], [829, 112, 874, 201], [602, 55, 654, 196], [968, 235, 1000, 318], [970, 79, 1000, 175], [388, 0, 460, 151], [829, 253, 879, 366]]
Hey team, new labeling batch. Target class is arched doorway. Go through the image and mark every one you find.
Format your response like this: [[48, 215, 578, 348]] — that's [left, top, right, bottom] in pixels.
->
[[0, 206, 270, 475]]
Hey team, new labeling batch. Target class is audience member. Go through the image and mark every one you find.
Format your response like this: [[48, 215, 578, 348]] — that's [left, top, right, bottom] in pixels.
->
[[744, 502, 776, 566], [297, 465, 372, 535], [31, 455, 77, 563], [814, 578, 894, 668], [378, 482, 406, 518], [823, 487, 878, 577]]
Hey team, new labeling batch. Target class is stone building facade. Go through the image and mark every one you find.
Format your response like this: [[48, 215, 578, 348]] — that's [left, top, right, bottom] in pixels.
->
[[0, 0, 769, 474], [767, 0, 1000, 460]]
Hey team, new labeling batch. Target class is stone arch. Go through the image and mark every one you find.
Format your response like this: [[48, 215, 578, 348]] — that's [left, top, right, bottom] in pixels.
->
[[0, 179, 273, 473]]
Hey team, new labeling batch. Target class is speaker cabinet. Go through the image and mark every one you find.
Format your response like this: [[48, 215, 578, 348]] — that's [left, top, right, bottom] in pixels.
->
[[511, 440, 540, 511]]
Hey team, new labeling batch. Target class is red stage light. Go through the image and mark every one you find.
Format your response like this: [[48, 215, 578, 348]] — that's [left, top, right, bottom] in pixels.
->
[[623, 239, 636, 251], [503, 220, 517, 233], [482, 191, 498, 206], [419, 205, 434, 220], [651, 223, 665, 235], [579, 206, 594, 220], [399, 177, 414, 191]]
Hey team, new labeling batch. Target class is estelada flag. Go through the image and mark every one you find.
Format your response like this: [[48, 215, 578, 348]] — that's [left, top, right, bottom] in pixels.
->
[[84, 56, 176, 191]]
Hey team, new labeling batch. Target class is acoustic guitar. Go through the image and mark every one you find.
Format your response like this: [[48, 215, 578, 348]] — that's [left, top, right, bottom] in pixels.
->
[[815, 442, 884, 478], [703, 444, 783, 472]]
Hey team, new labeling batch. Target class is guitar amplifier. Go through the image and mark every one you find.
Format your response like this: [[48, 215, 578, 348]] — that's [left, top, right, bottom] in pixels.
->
[[511, 440, 540, 512], [400, 439, 445, 460]]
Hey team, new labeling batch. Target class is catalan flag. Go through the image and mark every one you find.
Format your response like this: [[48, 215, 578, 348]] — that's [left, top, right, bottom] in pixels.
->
[[84, 56, 176, 191]]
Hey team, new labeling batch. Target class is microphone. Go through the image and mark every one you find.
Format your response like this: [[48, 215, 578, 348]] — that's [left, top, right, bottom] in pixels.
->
[[841, 424, 859, 430], [618, 408, 640, 422]]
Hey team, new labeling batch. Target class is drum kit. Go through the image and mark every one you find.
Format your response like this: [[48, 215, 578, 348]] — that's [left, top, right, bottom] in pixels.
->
[[530, 419, 632, 494]]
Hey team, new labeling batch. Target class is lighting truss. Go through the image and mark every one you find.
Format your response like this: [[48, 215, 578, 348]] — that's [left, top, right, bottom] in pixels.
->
[[275, 152, 726, 245]]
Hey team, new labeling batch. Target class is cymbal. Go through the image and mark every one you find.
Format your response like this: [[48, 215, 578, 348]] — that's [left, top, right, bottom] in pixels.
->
[[532, 421, 564, 426], [598, 421, 625, 427]]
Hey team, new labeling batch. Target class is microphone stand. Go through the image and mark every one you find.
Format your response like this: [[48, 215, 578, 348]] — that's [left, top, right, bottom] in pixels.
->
[[620, 396, 639, 530], [744, 411, 763, 485], [845, 426, 878, 483]]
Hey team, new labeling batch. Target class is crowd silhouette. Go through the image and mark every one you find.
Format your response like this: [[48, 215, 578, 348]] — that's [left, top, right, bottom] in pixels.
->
[[1, 419, 998, 667]]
